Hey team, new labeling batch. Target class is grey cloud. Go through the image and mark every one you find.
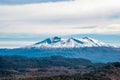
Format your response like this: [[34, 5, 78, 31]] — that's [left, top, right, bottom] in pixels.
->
[[73, 26, 97, 29]]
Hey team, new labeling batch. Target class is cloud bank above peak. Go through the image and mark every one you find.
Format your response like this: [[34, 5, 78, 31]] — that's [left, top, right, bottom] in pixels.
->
[[0, 0, 120, 35]]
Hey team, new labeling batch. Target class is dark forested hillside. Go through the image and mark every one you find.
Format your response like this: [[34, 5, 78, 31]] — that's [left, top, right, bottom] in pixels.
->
[[0, 55, 97, 69], [0, 56, 120, 80], [20, 62, 120, 80], [0, 56, 104, 79]]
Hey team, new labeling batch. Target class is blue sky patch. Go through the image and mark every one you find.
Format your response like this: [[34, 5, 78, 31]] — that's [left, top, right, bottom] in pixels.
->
[[0, 0, 70, 5]]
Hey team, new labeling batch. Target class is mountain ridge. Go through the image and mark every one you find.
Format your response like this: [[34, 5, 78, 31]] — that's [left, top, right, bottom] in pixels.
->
[[25, 36, 111, 48]]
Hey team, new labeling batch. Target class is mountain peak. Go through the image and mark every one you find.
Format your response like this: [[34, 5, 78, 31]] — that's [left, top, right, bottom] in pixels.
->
[[27, 36, 110, 48], [83, 37, 89, 39], [46, 36, 61, 44], [35, 36, 61, 45], [82, 37, 92, 40], [51, 36, 61, 42]]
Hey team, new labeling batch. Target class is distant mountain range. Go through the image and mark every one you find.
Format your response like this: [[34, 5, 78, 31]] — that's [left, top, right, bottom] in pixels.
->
[[0, 36, 120, 62]]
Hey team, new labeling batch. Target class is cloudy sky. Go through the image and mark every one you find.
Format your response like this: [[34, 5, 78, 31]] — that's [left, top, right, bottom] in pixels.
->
[[0, 0, 120, 48]]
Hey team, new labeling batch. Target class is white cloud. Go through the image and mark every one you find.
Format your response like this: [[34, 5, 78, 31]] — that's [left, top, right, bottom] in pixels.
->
[[0, 0, 120, 35]]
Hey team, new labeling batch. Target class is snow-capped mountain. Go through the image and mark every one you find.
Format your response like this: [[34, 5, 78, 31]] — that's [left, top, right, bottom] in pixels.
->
[[0, 36, 119, 62], [27, 36, 110, 48]]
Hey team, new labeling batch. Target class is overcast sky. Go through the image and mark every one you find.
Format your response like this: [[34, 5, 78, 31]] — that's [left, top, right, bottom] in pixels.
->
[[0, 0, 120, 48]]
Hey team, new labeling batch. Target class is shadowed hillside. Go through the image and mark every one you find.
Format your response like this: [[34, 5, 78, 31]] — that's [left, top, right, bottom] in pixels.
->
[[0, 56, 104, 79], [20, 62, 120, 80]]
